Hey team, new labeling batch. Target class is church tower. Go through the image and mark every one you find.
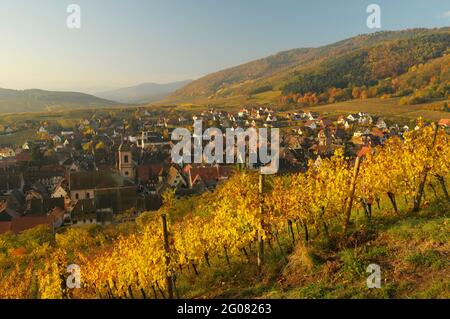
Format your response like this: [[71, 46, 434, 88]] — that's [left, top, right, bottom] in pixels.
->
[[118, 140, 135, 179]]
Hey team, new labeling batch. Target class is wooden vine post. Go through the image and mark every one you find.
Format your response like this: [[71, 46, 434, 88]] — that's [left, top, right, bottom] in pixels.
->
[[161, 214, 174, 299], [413, 123, 439, 212], [343, 156, 362, 235], [257, 173, 265, 273]]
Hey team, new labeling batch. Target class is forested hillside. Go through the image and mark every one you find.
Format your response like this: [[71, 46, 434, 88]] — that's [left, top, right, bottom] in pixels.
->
[[166, 28, 450, 107]]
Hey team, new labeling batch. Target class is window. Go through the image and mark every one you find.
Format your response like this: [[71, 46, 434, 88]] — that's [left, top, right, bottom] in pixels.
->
[[124, 155, 129, 163], [125, 171, 129, 176], [86, 192, 90, 199], [75, 193, 79, 200]]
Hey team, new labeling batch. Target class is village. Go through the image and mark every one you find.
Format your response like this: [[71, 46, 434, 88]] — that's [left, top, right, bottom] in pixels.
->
[[0, 106, 448, 235]]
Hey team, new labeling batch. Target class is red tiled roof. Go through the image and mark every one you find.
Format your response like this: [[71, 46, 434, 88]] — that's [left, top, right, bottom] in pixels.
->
[[15, 151, 31, 162], [438, 119, 449, 127], [371, 127, 384, 138], [10, 216, 52, 234], [189, 167, 219, 185], [0, 221, 11, 234], [0, 217, 53, 235], [188, 166, 234, 186], [137, 164, 164, 182], [218, 166, 234, 178], [357, 146, 371, 158], [182, 164, 192, 175]]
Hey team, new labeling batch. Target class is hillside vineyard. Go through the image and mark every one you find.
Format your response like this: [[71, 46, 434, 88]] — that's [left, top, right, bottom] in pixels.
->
[[2, 122, 446, 298]]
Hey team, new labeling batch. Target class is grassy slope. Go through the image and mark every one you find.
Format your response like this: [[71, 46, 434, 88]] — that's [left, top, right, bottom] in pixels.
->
[[0, 89, 118, 114], [176, 195, 449, 299]]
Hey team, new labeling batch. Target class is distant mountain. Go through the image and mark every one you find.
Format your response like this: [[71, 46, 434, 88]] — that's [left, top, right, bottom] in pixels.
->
[[0, 88, 117, 113], [96, 80, 193, 104], [166, 28, 450, 105]]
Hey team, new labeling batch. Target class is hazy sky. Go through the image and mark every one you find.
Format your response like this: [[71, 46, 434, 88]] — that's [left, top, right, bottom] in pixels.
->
[[0, 0, 449, 93]]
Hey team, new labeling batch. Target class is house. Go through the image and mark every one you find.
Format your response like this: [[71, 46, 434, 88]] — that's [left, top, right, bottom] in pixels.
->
[[266, 113, 277, 122], [0, 206, 65, 234], [69, 198, 95, 225], [291, 112, 305, 121], [52, 182, 68, 197], [347, 114, 360, 122], [137, 164, 165, 190], [238, 109, 249, 118], [156, 118, 168, 127], [63, 139, 71, 147], [139, 132, 169, 148], [61, 131, 75, 137], [376, 118, 387, 129], [337, 115, 346, 125], [318, 129, 331, 147], [166, 166, 187, 189], [15, 151, 31, 163], [25, 165, 65, 191], [0, 169, 24, 195], [344, 121, 351, 130], [186, 165, 234, 189], [70, 200, 113, 227], [22, 142, 31, 150], [303, 111, 315, 120], [371, 127, 385, 139], [52, 135, 62, 144], [52, 183, 71, 209], [284, 135, 303, 150], [438, 119, 450, 128], [0, 200, 21, 222], [69, 170, 137, 213], [319, 119, 333, 127], [358, 115, 373, 126], [0, 147, 15, 158], [304, 121, 317, 130], [38, 126, 48, 134]]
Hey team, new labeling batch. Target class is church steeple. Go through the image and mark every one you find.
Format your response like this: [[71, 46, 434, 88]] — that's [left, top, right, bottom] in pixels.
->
[[118, 138, 134, 179]]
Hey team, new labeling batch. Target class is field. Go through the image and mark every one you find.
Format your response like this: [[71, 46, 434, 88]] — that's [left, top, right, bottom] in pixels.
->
[[307, 98, 450, 122], [0, 129, 36, 147], [159, 94, 449, 122], [0, 107, 136, 146]]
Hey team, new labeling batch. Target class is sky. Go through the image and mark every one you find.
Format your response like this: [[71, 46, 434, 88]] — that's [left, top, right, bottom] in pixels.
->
[[0, 0, 449, 93]]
